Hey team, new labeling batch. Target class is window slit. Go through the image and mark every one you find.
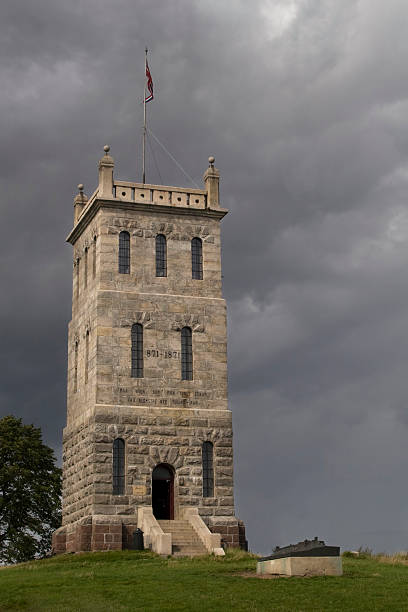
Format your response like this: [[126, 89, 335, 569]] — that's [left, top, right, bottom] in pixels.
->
[[84, 248, 88, 289], [76, 258, 80, 300], [191, 237, 203, 279], [74, 341, 79, 393], [202, 441, 214, 497], [113, 439, 125, 495], [155, 234, 167, 277], [131, 323, 143, 378], [181, 327, 193, 380], [119, 231, 130, 274], [93, 236, 96, 279], [85, 330, 89, 384]]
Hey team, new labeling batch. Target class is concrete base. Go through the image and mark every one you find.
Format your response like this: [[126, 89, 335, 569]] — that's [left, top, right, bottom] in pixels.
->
[[257, 556, 342, 577]]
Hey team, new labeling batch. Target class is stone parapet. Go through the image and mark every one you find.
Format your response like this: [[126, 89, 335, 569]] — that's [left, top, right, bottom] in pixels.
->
[[138, 506, 172, 555], [182, 507, 224, 555]]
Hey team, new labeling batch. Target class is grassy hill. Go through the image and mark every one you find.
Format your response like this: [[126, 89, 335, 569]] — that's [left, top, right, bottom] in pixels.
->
[[1, 549, 408, 611]]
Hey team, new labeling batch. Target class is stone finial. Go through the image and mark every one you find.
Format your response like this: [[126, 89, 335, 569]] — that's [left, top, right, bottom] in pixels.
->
[[100, 145, 113, 161], [203, 155, 220, 209], [73, 183, 88, 224], [98, 145, 114, 197]]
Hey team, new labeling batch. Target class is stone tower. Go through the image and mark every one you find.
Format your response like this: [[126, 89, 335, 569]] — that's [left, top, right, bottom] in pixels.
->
[[52, 147, 246, 555]]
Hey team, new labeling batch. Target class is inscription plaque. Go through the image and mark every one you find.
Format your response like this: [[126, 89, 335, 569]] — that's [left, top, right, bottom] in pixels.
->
[[118, 386, 212, 407]]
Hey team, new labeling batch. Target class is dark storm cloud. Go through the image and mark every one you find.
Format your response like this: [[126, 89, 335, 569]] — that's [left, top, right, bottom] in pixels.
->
[[2, 0, 408, 553]]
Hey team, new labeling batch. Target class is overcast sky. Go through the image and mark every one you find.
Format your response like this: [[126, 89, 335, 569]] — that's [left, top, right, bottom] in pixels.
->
[[2, 0, 408, 555]]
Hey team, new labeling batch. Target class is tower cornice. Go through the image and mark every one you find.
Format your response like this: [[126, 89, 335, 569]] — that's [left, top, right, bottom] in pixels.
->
[[66, 197, 228, 245]]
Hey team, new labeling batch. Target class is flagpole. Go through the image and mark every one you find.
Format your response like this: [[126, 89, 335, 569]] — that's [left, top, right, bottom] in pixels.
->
[[142, 47, 147, 185]]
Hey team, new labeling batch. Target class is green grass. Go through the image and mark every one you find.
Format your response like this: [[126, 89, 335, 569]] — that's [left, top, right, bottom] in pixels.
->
[[1, 550, 408, 611]]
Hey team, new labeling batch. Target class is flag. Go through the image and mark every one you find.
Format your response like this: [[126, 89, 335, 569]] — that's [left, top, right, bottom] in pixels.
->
[[145, 61, 154, 103]]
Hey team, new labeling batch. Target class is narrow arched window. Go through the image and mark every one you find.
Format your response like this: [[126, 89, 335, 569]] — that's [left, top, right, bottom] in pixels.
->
[[202, 441, 214, 497], [119, 231, 130, 274], [155, 234, 167, 277], [131, 323, 143, 378], [74, 341, 79, 393], [84, 247, 88, 289], [113, 438, 125, 495], [92, 236, 97, 279], [191, 237, 203, 279], [76, 258, 80, 300], [181, 327, 193, 380], [84, 330, 89, 384]]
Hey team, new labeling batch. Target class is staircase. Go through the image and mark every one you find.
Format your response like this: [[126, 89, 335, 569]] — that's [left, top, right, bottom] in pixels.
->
[[157, 520, 208, 557]]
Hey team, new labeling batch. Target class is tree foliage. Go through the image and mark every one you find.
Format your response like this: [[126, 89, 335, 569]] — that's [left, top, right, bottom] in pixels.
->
[[0, 415, 61, 564]]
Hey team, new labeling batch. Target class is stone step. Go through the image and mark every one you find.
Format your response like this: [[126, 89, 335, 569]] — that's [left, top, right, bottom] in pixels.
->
[[167, 534, 203, 544], [157, 521, 197, 533], [167, 532, 199, 536], [157, 519, 207, 556], [159, 529, 200, 538], [159, 524, 195, 528], [165, 533, 199, 538], [160, 528, 196, 534], [178, 552, 206, 555], [158, 522, 189, 529], [172, 547, 206, 551], [173, 545, 206, 549], [173, 552, 207, 557]]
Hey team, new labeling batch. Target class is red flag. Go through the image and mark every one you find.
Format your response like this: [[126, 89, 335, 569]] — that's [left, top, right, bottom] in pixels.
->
[[145, 61, 154, 103]]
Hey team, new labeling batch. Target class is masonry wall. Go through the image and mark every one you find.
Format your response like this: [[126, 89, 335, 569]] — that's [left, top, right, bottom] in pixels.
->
[[62, 405, 235, 528], [96, 208, 223, 299], [67, 208, 227, 422], [59, 188, 246, 552], [67, 219, 99, 426]]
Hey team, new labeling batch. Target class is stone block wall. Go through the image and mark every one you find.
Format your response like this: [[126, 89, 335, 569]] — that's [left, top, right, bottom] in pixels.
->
[[67, 217, 99, 425], [53, 516, 246, 554], [62, 422, 94, 524], [52, 519, 140, 554], [58, 177, 247, 554], [91, 523, 122, 551], [96, 209, 223, 299], [52, 529, 68, 555], [209, 518, 247, 549], [67, 208, 228, 424], [62, 405, 236, 527], [94, 292, 228, 411]]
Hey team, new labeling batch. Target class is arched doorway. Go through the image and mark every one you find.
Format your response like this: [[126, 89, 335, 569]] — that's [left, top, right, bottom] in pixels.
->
[[152, 464, 174, 520]]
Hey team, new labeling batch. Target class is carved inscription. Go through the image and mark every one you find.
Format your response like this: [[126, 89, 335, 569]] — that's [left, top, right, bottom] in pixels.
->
[[146, 349, 180, 359], [118, 387, 212, 407]]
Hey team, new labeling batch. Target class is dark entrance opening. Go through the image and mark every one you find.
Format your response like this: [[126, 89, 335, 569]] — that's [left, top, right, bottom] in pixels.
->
[[152, 463, 174, 520]]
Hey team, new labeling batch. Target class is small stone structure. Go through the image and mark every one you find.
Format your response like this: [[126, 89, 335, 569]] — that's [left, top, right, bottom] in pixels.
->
[[52, 147, 246, 556], [257, 538, 342, 577]]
